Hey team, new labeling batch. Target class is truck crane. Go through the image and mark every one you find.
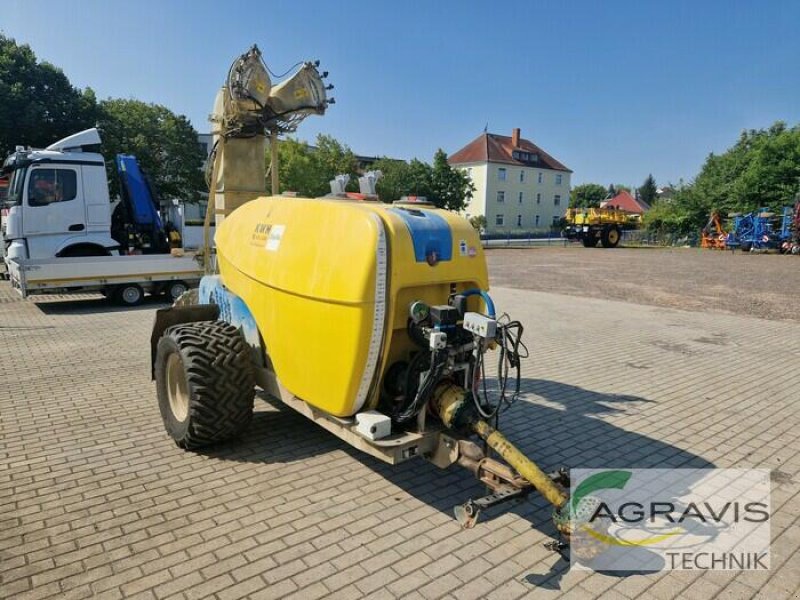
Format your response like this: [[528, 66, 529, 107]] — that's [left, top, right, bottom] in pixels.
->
[[1, 131, 201, 304], [1, 131, 172, 261], [150, 45, 603, 557]]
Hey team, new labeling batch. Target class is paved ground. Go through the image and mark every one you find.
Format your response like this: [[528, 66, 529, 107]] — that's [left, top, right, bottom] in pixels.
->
[[1, 265, 799, 599], [487, 247, 800, 323]]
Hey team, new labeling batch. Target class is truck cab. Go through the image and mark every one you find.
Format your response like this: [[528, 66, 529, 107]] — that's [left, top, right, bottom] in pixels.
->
[[2, 129, 119, 262]]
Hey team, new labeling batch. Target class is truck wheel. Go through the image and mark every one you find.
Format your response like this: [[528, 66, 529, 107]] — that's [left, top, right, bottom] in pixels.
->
[[164, 281, 189, 302], [114, 284, 144, 306], [601, 226, 621, 248], [155, 321, 254, 449], [582, 236, 598, 248]]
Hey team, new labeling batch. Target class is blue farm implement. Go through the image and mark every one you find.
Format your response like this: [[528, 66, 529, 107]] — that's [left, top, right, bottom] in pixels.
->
[[725, 206, 797, 253]]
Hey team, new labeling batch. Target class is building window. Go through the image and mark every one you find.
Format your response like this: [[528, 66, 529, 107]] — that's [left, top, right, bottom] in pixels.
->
[[497, 191, 505, 203], [519, 170, 525, 183], [554, 194, 561, 206], [28, 168, 78, 206], [552, 216, 560, 225], [536, 193, 541, 205], [496, 214, 504, 227], [512, 150, 539, 164], [498, 168, 507, 181], [535, 215, 540, 226], [517, 214, 522, 227], [555, 174, 563, 185], [518, 191, 523, 203], [465, 167, 472, 178], [537, 172, 543, 184]]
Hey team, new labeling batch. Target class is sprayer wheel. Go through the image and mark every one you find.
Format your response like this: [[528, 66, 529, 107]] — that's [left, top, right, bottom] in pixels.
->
[[155, 320, 254, 449], [601, 226, 621, 248]]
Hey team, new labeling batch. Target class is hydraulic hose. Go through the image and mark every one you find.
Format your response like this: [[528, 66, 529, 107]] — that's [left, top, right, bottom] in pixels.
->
[[459, 289, 496, 318]]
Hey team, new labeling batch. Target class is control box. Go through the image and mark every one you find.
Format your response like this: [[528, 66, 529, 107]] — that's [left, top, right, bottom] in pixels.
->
[[430, 305, 459, 327], [429, 331, 448, 350], [463, 312, 497, 339], [356, 411, 392, 440]]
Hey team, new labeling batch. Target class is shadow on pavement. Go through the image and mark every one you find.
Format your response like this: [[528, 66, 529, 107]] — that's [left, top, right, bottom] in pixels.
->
[[204, 379, 715, 590], [33, 295, 170, 315]]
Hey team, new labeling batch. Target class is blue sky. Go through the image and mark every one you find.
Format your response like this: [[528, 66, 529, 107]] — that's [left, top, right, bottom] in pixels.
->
[[3, 0, 799, 187]]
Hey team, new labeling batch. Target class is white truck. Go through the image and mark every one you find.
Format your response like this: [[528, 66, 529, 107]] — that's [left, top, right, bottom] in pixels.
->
[[1, 129, 202, 305]]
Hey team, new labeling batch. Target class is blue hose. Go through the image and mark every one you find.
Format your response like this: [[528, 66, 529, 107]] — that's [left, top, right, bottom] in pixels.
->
[[460, 289, 496, 318]]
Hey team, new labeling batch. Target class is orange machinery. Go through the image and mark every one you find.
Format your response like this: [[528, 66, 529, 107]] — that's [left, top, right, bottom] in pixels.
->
[[700, 211, 727, 250]]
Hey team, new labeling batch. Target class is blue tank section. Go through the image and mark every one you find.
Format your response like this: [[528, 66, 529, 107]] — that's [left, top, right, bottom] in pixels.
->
[[389, 207, 453, 263]]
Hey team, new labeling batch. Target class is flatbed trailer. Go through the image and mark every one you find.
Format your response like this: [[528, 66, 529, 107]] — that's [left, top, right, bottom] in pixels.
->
[[6, 254, 202, 305]]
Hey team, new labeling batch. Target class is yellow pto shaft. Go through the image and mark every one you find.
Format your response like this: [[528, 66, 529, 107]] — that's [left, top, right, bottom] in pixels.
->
[[471, 419, 568, 509], [433, 382, 568, 510]]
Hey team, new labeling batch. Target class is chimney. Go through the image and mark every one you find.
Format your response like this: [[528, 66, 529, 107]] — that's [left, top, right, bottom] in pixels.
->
[[511, 128, 521, 148]]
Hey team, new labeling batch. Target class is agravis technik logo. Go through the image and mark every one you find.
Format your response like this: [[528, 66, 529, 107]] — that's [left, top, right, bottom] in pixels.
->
[[568, 469, 771, 571]]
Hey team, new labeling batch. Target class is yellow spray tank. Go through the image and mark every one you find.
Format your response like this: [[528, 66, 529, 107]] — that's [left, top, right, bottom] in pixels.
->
[[150, 45, 608, 554], [214, 195, 487, 417], [152, 190, 605, 548], [209, 193, 598, 545]]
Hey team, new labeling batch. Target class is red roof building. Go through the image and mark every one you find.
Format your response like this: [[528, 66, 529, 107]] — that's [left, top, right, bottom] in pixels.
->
[[449, 128, 572, 233], [600, 190, 650, 214], [449, 130, 572, 173]]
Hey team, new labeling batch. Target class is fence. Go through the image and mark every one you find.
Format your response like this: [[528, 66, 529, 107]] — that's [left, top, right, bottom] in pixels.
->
[[621, 229, 699, 247], [481, 230, 567, 248]]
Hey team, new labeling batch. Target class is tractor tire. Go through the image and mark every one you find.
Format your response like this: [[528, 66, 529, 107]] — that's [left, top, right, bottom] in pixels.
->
[[155, 320, 254, 449], [582, 236, 598, 248], [601, 226, 621, 248]]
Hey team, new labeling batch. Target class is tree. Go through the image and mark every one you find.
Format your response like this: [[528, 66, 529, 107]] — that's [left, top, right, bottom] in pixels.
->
[[372, 157, 413, 202], [374, 150, 473, 210], [98, 99, 206, 202], [372, 157, 433, 201], [638, 174, 657, 206], [0, 34, 99, 154], [274, 134, 358, 196], [405, 159, 435, 199], [644, 121, 800, 235], [428, 149, 474, 211], [0, 35, 207, 205], [469, 215, 487, 232], [275, 137, 319, 196], [569, 183, 607, 208], [274, 138, 472, 211]]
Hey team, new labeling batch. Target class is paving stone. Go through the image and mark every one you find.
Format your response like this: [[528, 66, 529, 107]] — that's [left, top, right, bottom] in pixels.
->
[[1, 281, 798, 599]]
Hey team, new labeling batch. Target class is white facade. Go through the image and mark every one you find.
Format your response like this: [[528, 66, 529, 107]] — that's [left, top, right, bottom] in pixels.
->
[[461, 162, 570, 234]]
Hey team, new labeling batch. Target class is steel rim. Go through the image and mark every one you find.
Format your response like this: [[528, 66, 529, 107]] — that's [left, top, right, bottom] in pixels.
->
[[170, 283, 187, 301], [123, 286, 141, 304], [166, 353, 189, 421]]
